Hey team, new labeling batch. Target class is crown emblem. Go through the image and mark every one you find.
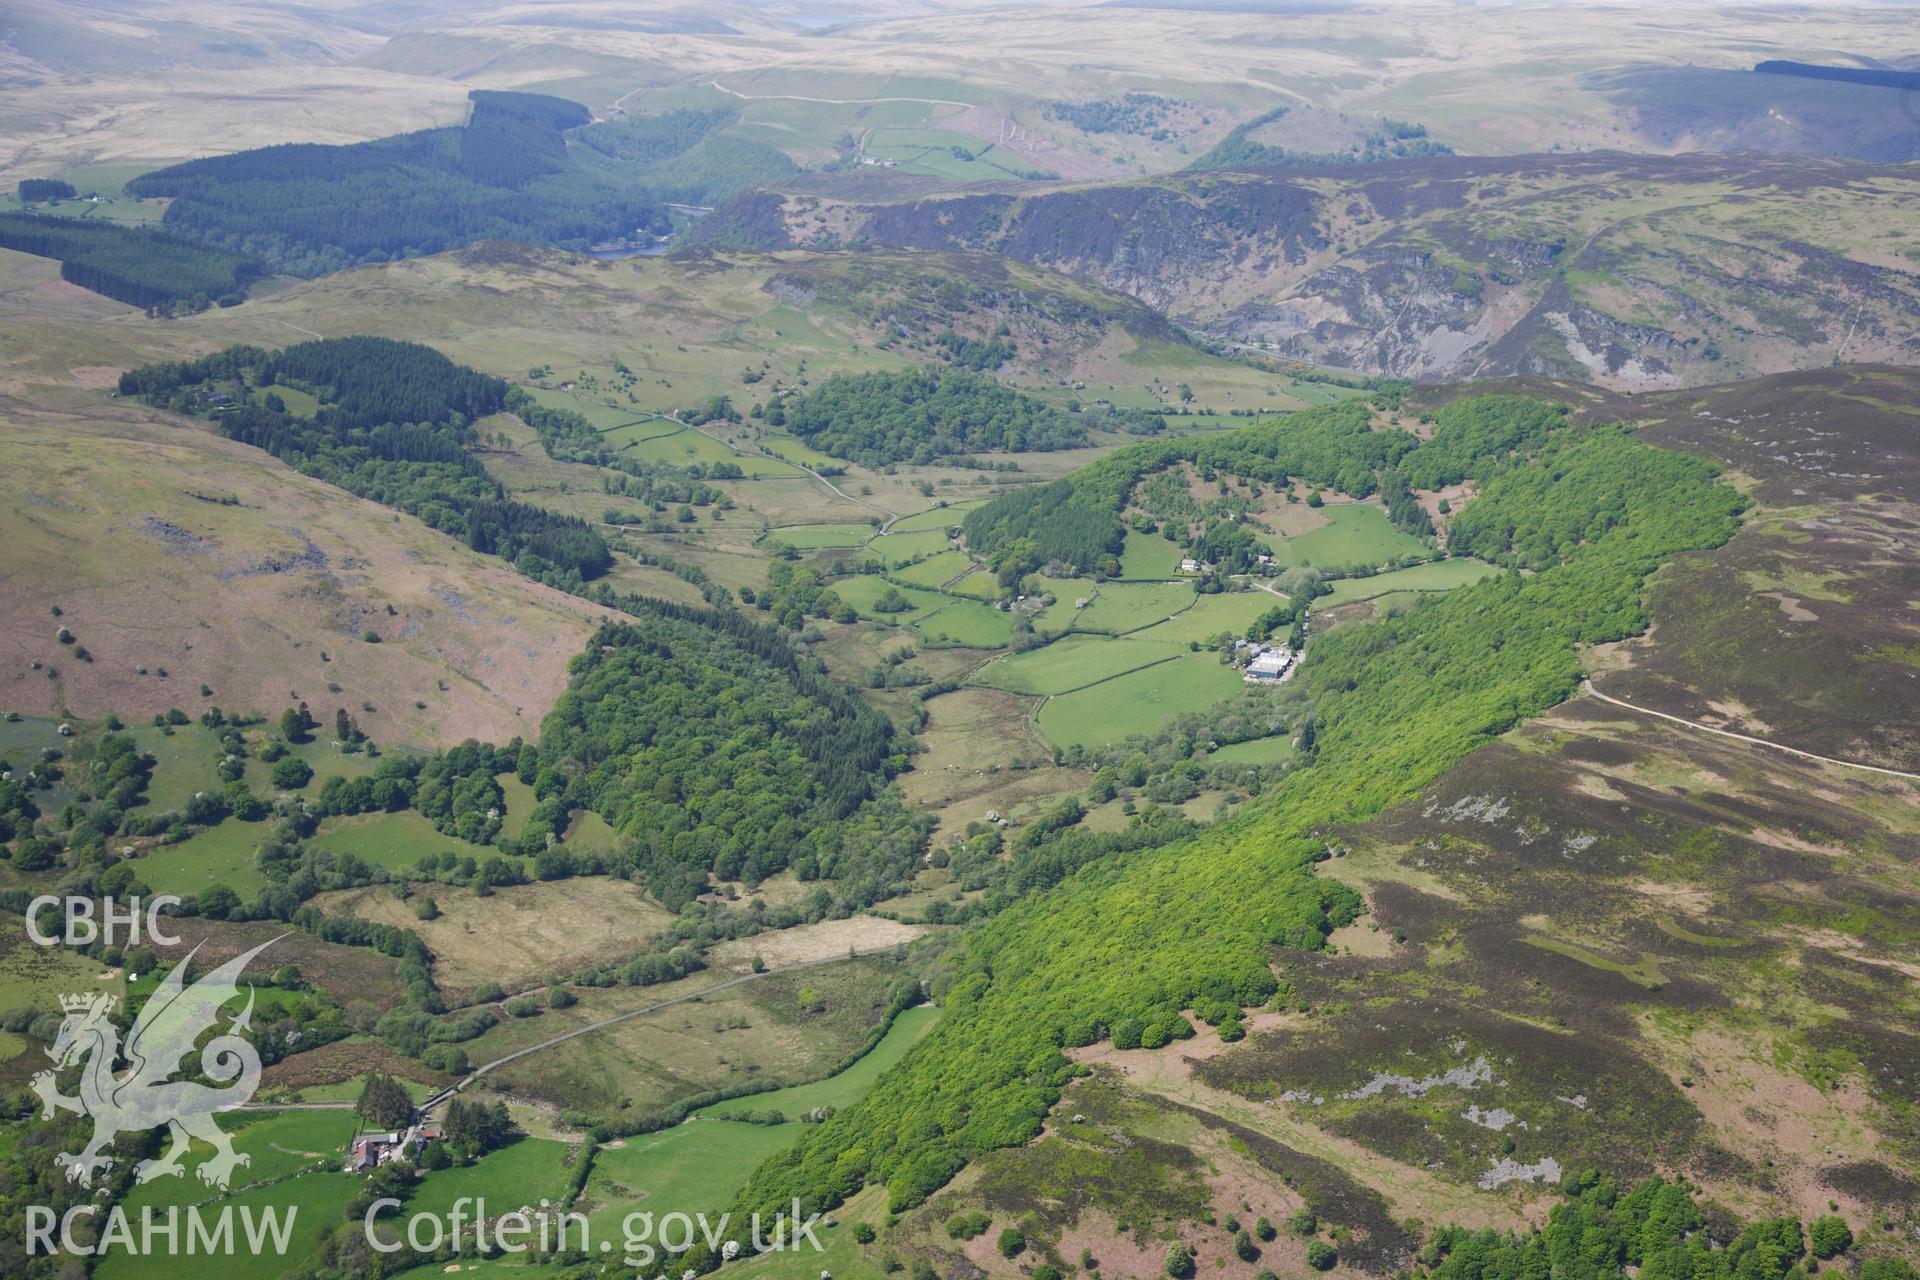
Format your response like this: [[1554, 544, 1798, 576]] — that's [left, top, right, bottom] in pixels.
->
[[59, 992, 114, 1014]]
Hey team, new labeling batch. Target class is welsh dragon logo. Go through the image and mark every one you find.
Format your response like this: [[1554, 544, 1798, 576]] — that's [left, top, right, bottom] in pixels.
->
[[32, 937, 280, 1190]]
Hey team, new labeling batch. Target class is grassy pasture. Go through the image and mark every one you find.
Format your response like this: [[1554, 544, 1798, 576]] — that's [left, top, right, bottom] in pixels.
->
[[622, 426, 802, 477], [1264, 502, 1432, 569], [889, 500, 986, 531], [253, 383, 320, 416], [127, 723, 227, 813], [893, 686, 1084, 842], [581, 1007, 939, 1232], [564, 807, 618, 848], [1130, 590, 1276, 644], [1119, 528, 1183, 579], [136, 820, 269, 896], [95, 1110, 361, 1280], [911, 599, 1012, 649], [584, 1121, 797, 1233], [1037, 653, 1245, 751], [972, 636, 1187, 696], [762, 522, 874, 549], [1070, 580, 1196, 634], [403, 1135, 578, 1221], [517, 384, 653, 430], [138, 805, 493, 898], [1317, 557, 1496, 607], [889, 548, 976, 589], [831, 575, 948, 623], [497, 773, 535, 841], [598, 417, 686, 448], [1206, 735, 1297, 766], [309, 809, 503, 872], [754, 431, 846, 470], [868, 528, 953, 566], [944, 568, 1002, 600]]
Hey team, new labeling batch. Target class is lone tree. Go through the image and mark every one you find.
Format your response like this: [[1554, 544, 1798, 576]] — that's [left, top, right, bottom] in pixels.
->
[[355, 1073, 414, 1130]]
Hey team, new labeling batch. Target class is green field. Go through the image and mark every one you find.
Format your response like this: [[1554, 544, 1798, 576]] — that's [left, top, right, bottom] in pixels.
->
[[888, 500, 986, 532], [0, 913, 114, 1009], [137, 819, 270, 895], [944, 568, 1003, 600], [404, 1134, 578, 1220], [862, 129, 1041, 181], [1130, 590, 1276, 644], [564, 807, 618, 847], [599, 417, 686, 448], [973, 635, 1187, 696], [518, 384, 653, 430], [585, 1007, 941, 1231], [623, 426, 802, 476], [1119, 528, 1183, 579], [1026, 576, 1101, 635], [584, 1120, 798, 1236], [128, 724, 227, 812], [310, 810, 504, 871], [254, 384, 321, 416], [890, 548, 977, 589], [96, 1110, 361, 1280], [1037, 653, 1246, 751], [1265, 503, 1432, 570], [1316, 556, 1497, 607], [911, 599, 1013, 648], [868, 528, 953, 566], [830, 575, 949, 623], [762, 522, 875, 549], [1070, 580, 1195, 634], [754, 432, 846, 470], [498, 773, 535, 841], [1206, 735, 1297, 766]]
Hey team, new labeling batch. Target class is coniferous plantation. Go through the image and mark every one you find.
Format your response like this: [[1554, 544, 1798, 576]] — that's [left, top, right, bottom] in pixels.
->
[[0, 211, 259, 309], [120, 93, 798, 275], [118, 337, 612, 582], [125, 91, 663, 274]]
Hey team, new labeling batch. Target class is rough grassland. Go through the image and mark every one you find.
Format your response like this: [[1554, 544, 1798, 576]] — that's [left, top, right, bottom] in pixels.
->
[[0, 400, 615, 750], [316, 877, 678, 997]]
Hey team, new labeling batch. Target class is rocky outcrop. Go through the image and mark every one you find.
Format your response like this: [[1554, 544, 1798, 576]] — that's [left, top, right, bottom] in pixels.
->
[[695, 153, 1920, 389]]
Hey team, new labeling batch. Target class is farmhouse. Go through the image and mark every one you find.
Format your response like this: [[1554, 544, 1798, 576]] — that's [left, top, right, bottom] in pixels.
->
[[347, 1117, 438, 1171], [1244, 648, 1293, 683]]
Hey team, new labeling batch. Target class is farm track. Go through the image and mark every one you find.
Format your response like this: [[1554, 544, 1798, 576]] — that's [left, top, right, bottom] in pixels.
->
[[1580, 678, 1920, 782]]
